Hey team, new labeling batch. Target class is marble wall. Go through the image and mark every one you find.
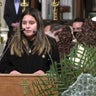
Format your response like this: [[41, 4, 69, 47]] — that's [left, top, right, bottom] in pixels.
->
[[0, 0, 8, 44], [0, 0, 8, 28]]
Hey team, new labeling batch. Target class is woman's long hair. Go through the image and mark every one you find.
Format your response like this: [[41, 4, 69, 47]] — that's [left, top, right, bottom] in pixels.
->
[[10, 8, 51, 57]]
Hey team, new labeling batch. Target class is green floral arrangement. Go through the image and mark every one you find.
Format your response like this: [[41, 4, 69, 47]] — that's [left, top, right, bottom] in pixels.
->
[[23, 44, 96, 96]]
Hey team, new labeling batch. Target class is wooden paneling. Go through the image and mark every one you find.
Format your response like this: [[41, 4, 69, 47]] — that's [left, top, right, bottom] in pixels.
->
[[0, 74, 57, 96], [59, 6, 70, 20], [30, 0, 41, 11], [85, 0, 96, 18], [30, 0, 38, 8], [75, 0, 85, 18]]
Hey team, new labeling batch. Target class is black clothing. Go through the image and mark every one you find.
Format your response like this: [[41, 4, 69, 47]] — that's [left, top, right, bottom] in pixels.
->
[[4, 0, 22, 38], [0, 37, 60, 73]]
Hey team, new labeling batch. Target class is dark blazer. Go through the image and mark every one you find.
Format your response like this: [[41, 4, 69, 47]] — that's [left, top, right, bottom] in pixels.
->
[[0, 36, 60, 73], [4, 0, 22, 37]]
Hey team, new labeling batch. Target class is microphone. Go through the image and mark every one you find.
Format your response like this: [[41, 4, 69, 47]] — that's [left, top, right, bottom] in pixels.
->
[[33, 30, 37, 35], [21, 29, 37, 34]]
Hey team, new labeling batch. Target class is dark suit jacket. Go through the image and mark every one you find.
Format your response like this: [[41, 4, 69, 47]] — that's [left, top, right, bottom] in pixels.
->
[[4, 0, 22, 37]]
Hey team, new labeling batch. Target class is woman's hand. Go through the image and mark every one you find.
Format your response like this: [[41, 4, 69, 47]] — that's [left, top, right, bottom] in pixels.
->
[[10, 70, 21, 74], [33, 70, 45, 75], [10, 70, 45, 75]]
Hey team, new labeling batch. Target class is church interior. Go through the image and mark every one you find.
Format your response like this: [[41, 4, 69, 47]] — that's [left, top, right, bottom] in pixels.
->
[[0, 0, 96, 53], [0, 0, 95, 53], [0, 0, 96, 95]]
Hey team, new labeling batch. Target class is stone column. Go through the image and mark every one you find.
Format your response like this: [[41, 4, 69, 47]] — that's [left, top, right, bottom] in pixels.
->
[[0, 0, 8, 44], [41, 0, 47, 19], [0, 0, 7, 28]]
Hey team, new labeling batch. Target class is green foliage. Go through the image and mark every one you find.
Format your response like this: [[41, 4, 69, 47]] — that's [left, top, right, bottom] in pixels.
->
[[24, 44, 96, 96]]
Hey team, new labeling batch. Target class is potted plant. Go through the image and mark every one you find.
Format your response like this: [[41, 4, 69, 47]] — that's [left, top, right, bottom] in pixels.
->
[[22, 44, 96, 96]]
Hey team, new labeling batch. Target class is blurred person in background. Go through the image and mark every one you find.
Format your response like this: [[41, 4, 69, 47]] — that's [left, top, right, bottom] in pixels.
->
[[72, 18, 85, 42]]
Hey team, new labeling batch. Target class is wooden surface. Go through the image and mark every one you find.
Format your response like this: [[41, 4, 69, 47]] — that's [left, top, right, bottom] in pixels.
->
[[0, 74, 55, 96]]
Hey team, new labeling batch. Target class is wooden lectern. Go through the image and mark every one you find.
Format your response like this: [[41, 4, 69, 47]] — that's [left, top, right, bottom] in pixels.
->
[[0, 74, 57, 96]]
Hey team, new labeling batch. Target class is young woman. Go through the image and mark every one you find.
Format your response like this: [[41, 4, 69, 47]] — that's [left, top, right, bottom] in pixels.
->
[[0, 8, 60, 74]]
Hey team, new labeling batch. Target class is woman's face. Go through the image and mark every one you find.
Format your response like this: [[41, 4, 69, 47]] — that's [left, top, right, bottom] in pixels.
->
[[22, 14, 37, 37]]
